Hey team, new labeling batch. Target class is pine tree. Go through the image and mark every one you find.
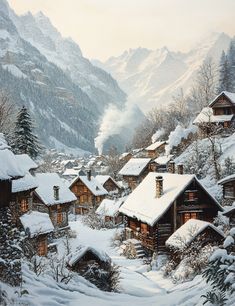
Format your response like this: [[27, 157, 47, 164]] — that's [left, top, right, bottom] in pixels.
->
[[13, 106, 42, 158], [227, 39, 235, 91], [217, 51, 233, 93]]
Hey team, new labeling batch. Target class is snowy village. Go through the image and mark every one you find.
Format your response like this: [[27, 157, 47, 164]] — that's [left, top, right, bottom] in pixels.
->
[[0, 0, 235, 305]]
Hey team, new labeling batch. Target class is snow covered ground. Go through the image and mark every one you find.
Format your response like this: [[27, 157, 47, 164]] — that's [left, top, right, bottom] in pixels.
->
[[3, 217, 235, 306]]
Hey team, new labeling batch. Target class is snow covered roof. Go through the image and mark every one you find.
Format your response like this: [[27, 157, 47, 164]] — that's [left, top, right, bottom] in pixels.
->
[[12, 173, 38, 193], [209, 91, 235, 107], [96, 197, 125, 217], [70, 175, 108, 196], [20, 211, 54, 238], [223, 205, 235, 217], [67, 246, 111, 267], [62, 168, 81, 177], [166, 219, 224, 250], [218, 174, 235, 185], [119, 152, 132, 159], [119, 158, 151, 176], [15, 154, 38, 172], [34, 173, 77, 205], [95, 175, 120, 189], [0, 133, 25, 180], [119, 172, 222, 226], [154, 155, 173, 165], [193, 107, 234, 124], [145, 141, 166, 151]]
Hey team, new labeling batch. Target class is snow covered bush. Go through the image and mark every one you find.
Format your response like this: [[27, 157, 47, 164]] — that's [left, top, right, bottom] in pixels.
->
[[202, 228, 235, 304], [82, 208, 116, 230], [110, 229, 124, 248], [82, 263, 120, 292], [49, 255, 73, 284]]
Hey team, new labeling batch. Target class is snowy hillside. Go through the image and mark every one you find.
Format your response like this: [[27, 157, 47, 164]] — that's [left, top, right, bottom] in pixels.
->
[[0, 0, 138, 153], [96, 33, 231, 112]]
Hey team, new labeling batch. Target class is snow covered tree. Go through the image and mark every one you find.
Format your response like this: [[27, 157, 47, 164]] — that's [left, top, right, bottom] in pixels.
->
[[12, 106, 42, 159], [217, 51, 233, 93], [0, 91, 16, 143]]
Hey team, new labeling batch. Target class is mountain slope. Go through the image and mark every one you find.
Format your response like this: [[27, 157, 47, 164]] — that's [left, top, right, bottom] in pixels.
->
[[0, 0, 128, 153], [97, 33, 231, 112]]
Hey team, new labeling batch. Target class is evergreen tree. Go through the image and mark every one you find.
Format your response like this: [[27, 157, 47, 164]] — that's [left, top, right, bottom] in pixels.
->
[[227, 39, 235, 91], [217, 51, 233, 93], [13, 106, 41, 158]]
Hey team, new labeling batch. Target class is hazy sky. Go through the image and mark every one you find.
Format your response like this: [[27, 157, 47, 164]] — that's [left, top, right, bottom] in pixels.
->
[[8, 0, 235, 61]]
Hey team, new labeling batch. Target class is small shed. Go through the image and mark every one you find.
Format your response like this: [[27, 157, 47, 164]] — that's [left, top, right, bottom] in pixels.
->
[[67, 246, 111, 273], [166, 219, 224, 251], [96, 198, 125, 224]]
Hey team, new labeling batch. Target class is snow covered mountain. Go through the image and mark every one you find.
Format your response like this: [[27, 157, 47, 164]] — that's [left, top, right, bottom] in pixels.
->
[[96, 33, 231, 112], [0, 0, 133, 153]]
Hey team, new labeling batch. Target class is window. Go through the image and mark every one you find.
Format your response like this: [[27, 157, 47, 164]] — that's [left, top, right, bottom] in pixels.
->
[[224, 185, 234, 199], [183, 212, 198, 224], [96, 196, 101, 203], [20, 198, 28, 212], [141, 223, 148, 234], [83, 186, 88, 193], [224, 108, 231, 115], [57, 211, 63, 224], [38, 239, 47, 256], [185, 190, 198, 202], [223, 121, 229, 128]]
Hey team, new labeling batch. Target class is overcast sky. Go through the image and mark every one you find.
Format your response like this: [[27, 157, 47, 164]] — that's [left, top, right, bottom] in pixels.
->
[[9, 0, 235, 61]]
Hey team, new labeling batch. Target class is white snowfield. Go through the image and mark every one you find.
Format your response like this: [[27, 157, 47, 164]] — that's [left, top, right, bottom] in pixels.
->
[[166, 219, 224, 249], [35, 173, 77, 205], [70, 175, 108, 196], [20, 211, 54, 238], [119, 172, 221, 226], [119, 158, 151, 176]]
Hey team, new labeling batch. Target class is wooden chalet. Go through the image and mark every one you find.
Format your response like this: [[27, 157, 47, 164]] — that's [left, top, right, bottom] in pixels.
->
[[33, 173, 76, 232], [119, 152, 133, 163], [154, 155, 174, 173], [145, 141, 167, 159], [166, 219, 224, 251], [20, 211, 54, 256], [218, 174, 235, 204], [69, 171, 108, 214], [193, 91, 235, 135], [119, 172, 223, 254], [95, 175, 121, 194], [96, 198, 124, 225], [118, 158, 152, 190]]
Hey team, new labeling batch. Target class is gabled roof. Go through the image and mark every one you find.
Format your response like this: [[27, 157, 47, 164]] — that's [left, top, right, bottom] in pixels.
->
[[119, 158, 151, 176], [34, 173, 77, 206], [15, 154, 38, 172], [95, 175, 120, 189], [193, 107, 234, 124], [96, 197, 125, 217], [223, 205, 235, 217], [218, 174, 235, 185], [70, 175, 108, 196], [20, 211, 54, 238], [12, 173, 38, 193], [0, 133, 25, 180], [154, 155, 173, 165], [166, 219, 224, 250], [119, 172, 222, 226], [209, 91, 235, 107], [67, 246, 111, 267], [145, 141, 166, 151]]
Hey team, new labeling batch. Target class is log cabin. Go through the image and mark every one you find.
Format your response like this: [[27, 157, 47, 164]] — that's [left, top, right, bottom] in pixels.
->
[[166, 219, 224, 251], [193, 91, 235, 136], [20, 211, 54, 256], [95, 175, 121, 194], [218, 174, 235, 203], [222, 206, 235, 227], [154, 155, 174, 173], [119, 172, 223, 254], [69, 171, 108, 214], [119, 152, 133, 163], [118, 158, 152, 190], [96, 198, 124, 225], [33, 173, 76, 233], [145, 141, 167, 159]]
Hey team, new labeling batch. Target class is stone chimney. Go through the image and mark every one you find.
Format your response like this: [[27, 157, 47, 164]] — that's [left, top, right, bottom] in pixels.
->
[[177, 164, 184, 175], [156, 176, 163, 198], [169, 161, 175, 173], [87, 170, 91, 181], [53, 186, 60, 201]]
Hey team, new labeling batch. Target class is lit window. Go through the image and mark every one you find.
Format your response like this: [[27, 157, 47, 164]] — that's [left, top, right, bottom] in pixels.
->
[[38, 239, 47, 256], [21, 199, 28, 212]]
